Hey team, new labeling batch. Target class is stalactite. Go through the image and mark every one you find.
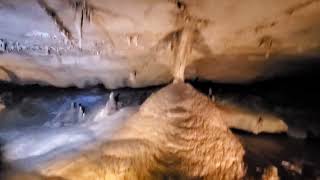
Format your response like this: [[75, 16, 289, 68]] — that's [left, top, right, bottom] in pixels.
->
[[71, 0, 93, 49]]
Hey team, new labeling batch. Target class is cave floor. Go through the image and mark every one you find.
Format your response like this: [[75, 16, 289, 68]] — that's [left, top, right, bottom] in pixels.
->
[[0, 77, 320, 179]]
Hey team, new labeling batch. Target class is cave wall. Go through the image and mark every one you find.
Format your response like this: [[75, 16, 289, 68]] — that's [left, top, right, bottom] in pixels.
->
[[0, 0, 320, 88]]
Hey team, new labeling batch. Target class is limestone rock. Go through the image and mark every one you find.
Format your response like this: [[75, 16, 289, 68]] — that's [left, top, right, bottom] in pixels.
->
[[0, 0, 320, 88], [218, 101, 288, 134]]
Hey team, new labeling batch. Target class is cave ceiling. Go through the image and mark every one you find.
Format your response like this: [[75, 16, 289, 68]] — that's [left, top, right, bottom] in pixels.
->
[[0, 0, 320, 88]]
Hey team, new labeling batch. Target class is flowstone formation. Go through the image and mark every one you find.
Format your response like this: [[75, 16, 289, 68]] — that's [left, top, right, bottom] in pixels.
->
[[36, 82, 245, 179]]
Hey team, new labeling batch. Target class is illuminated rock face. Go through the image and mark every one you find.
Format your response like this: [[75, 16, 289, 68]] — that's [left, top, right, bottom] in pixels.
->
[[0, 103, 4, 112], [1, 0, 320, 88], [0, 96, 5, 112], [218, 100, 288, 135], [38, 83, 245, 180]]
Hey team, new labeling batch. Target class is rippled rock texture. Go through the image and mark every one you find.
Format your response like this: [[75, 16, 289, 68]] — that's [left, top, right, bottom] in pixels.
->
[[34, 83, 244, 179]]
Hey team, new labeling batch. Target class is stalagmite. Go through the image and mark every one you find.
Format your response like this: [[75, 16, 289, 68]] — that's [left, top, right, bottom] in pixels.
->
[[105, 92, 118, 115], [262, 166, 280, 180], [78, 104, 86, 121]]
